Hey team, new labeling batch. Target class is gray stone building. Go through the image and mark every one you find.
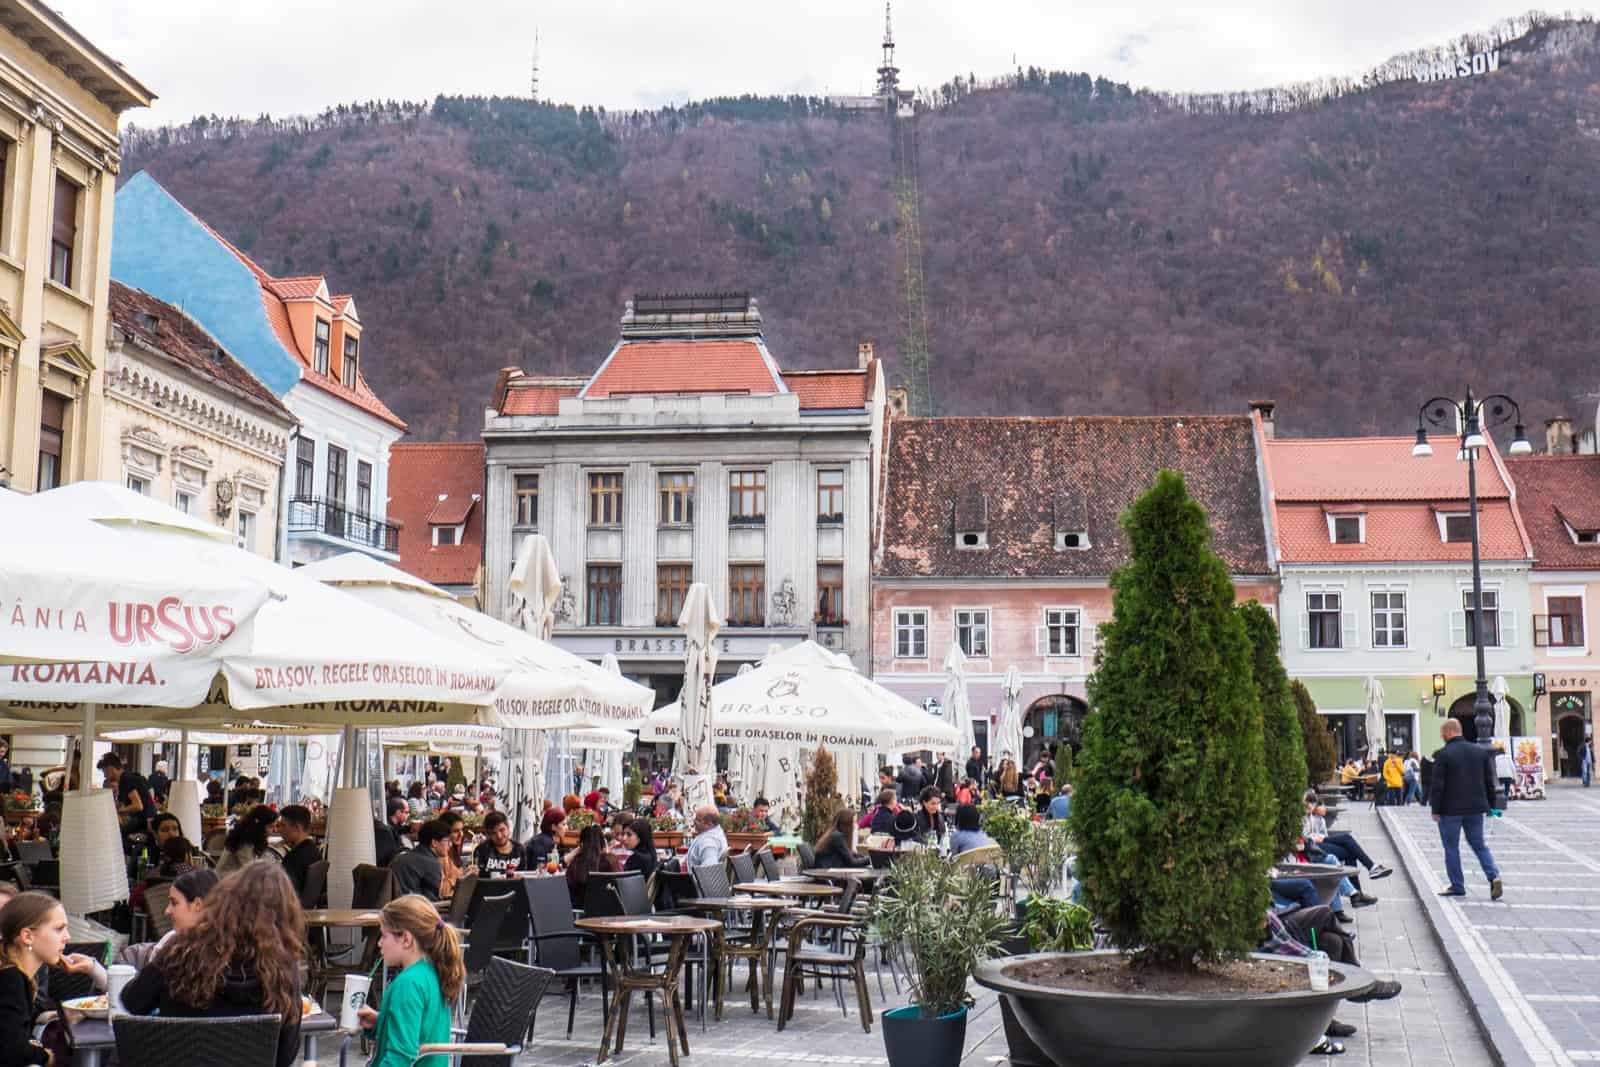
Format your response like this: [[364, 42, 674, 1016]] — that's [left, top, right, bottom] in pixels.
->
[[482, 293, 886, 706]]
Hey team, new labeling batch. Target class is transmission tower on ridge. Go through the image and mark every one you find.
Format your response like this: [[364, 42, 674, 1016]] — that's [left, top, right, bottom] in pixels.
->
[[530, 29, 541, 101], [882, 1, 934, 416]]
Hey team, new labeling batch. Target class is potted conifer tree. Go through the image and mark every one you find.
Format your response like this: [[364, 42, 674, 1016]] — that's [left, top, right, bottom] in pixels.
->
[[975, 471, 1372, 1066]]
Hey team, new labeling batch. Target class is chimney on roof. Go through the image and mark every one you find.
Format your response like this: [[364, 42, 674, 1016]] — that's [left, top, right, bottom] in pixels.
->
[[1249, 400, 1277, 439], [1546, 416, 1575, 455], [491, 366, 522, 413], [886, 385, 908, 418], [858, 341, 875, 369]]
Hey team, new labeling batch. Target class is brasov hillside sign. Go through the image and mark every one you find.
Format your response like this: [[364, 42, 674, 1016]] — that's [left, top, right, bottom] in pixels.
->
[[1415, 51, 1502, 83]]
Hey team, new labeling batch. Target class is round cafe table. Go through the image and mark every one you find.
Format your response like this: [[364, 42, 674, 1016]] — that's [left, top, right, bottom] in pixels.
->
[[733, 881, 841, 903], [676, 895, 800, 1019], [575, 914, 721, 1067], [804, 867, 885, 886]]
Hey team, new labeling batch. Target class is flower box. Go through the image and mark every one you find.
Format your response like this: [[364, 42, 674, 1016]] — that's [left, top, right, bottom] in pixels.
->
[[727, 831, 772, 852]]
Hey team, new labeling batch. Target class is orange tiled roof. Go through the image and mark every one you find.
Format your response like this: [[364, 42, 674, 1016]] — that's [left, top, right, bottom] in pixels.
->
[[266, 276, 325, 300], [1505, 455, 1600, 570], [780, 368, 872, 410], [1265, 436, 1511, 501], [389, 442, 485, 588], [331, 294, 353, 316], [196, 220, 406, 430], [1266, 434, 1530, 563], [583, 339, 783, 398], [499, 378, 584, 416], [425, 494, 476, 526]]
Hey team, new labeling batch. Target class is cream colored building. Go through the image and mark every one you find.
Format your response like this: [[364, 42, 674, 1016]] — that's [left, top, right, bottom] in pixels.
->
[[0, 1, 153, 493], [103, 280, 295, 557]]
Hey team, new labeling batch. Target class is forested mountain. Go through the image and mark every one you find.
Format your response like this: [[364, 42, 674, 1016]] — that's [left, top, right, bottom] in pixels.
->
[[120, 15, 1600, 439]]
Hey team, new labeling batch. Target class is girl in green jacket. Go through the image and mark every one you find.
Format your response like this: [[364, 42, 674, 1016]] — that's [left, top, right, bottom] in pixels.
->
[[358, 895, 464, 1067]]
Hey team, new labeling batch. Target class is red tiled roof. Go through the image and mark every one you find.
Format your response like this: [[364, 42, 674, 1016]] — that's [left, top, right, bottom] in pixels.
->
[[499, 378, 584, 416], [109, 281, 294, 424], [266, 276, 325, 300], [876, 415, 1272, 578], [1275, 502, 1528, 563], [195, 218, 406, 430], [331, 295, 353, 316], [780, 369, 872, 410], [389, 442, 485, 588], [1265, 436, 1511, 501], [583, 340, 782, 398], [1505, 455, 1600, 570], [425, 494, 476, 526]]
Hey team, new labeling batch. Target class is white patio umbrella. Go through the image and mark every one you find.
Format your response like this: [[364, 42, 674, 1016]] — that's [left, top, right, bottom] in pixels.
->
[[994, 665, 1026, 764], [1490, 675, 1511, 739], [643, 641, 960, 753], [381, 723, 503, 758], [942, 644, 977, 758], [1364, 676, 1386, 757], [571, 727, 633, 795], [677, 583, 723, 810]]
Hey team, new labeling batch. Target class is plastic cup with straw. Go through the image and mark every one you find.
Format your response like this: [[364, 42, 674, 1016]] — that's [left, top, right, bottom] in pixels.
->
[[1307, 928, 1330, 991]]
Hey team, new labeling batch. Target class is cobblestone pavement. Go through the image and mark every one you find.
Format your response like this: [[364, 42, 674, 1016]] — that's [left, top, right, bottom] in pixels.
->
[[308, 801, 1494, 1066], [1383, 782, 1600, 1067]]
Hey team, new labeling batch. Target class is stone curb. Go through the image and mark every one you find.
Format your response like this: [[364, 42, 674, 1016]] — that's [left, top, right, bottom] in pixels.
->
[[1377, 806, 1525, 1067]]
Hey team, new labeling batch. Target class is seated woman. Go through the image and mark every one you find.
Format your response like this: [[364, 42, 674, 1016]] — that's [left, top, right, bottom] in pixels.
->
[[62, 867, 221, 988], [1302, 792, 1391, 880], [527, 808, 565, 869], [860, 789, 899, 834], [948, 804, 997, 856], [122, 862, 304, 1067], [564, 824, 619, 908], [619, 819, 659, 879], [811, 809, 867, 869], [216, 805, 279, 875], [0, 891, 69, 1065]]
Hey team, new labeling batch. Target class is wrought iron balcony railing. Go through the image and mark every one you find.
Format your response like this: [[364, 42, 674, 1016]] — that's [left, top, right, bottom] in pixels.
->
[[287, 495, 400, 554]]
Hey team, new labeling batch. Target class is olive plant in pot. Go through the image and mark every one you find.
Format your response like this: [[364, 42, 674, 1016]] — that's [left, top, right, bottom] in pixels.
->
[[872, 847, 1008, 1067], [998, 821, 1093, 1067], [974, 471, 1374, 1067]]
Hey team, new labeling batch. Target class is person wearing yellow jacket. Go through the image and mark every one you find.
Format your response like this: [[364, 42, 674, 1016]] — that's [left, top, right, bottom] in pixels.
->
[[1382, 751, 1406, 806]]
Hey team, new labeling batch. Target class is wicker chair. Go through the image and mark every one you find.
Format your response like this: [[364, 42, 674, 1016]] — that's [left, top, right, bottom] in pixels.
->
[[728, 850, 758, 885], [112, 1013, 281, 1067], [796, 842, 817, 870], [145, 882, 175, 940], [756, 849, 782, 881]]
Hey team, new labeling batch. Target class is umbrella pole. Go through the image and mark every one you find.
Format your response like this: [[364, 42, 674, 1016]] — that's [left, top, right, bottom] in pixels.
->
[[338, 724, 358, 789], [79, 703, 96, 795], [178, 728, 190, 785]]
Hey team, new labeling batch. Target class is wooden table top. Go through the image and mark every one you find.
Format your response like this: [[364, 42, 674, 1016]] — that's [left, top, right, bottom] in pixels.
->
[[302, 908, 384, 927], [733, 881, 841, 899], [805, 867, 883, 882], [676, 895, 801, 911], [575, 914, 721, 936]]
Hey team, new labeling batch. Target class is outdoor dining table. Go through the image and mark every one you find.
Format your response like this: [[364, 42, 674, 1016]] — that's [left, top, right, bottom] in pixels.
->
[[64, 1004, 340, 1066], [575, 913, 722, 1067], [676, 895, 800, 1019], [804, 867, 885, 885], [733, 881, 842, 904]]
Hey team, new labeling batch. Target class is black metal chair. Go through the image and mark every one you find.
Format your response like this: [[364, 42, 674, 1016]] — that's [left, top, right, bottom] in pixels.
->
[[656, 870, 697, 911], [728, 850, 758, 885], [458, 891, 514, 1017], [113, 1013, 282, 1067], [756, 849, 781, 881], [690, 862, 732, 900], [299, 858, 329, 911], [797, 842, 817, 870], [582, 870, 637, 919], [446, 874, 479, 930], [523, 874, 609, 1039], [466, 876, 531, 959]]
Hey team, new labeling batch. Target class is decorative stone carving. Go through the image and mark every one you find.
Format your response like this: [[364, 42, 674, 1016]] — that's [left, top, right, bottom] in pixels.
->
[[770, 578, 798, 627], [120, 425, 164, 478], [554, 574, 577, 624]]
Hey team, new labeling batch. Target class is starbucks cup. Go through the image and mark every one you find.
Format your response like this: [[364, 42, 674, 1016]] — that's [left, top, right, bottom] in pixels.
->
[[1307, 951, 1330, 992], [341, 974, 372, 1031], [106, 964, 136, 1015]]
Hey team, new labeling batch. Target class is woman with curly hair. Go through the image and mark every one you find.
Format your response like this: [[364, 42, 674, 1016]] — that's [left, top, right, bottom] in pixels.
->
[[216, 804, 279, 874], [122, 861, 304, 1067]]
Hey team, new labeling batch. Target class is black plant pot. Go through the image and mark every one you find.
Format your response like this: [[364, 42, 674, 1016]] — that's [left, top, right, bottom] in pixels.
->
[[882, 1004, 967, 1067], [998, 995, 1051, 1067], [975, 950, 1375, 1067]]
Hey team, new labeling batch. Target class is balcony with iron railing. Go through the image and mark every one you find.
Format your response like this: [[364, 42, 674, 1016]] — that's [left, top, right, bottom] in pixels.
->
[[287, 495, 400, 555]]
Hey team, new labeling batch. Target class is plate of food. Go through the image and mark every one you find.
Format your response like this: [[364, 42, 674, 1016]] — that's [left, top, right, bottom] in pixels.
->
[[302, 995, 321, 1016], [63, 994, 109, 1018]]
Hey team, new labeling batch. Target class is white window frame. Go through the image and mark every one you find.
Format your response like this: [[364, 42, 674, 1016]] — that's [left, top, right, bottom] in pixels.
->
[[1450, 583, 1514, 649], [1326, 513, 1365, 545], [1300, 583, 1355, 651], [1038, 606, 1084, 658], [1539, 585, 1588, 657], [893, 608, 930, 660], [125, 473, 150, 496], [236, 509, 256, 552], [954, 608, 991, 659], [1367, 582, 1409, 650], [173, 488, 194, 515], [1437, 511, 1474, 544], [432, 523, 465, 547]]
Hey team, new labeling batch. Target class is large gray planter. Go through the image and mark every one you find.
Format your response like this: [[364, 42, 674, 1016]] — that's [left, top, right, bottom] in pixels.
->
[[974, 950, 1375, 1067], [1285, 863, 1353, 907]]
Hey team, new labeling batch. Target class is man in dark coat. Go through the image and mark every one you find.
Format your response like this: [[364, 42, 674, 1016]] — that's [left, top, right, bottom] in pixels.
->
[[964, 745, 985, 785], [1431, 717, 1502, 899], [933, 753, 957, 799]]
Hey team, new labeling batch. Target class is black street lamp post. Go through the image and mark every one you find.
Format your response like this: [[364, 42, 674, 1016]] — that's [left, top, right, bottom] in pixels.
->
[[1412, 389, 1532, 748]]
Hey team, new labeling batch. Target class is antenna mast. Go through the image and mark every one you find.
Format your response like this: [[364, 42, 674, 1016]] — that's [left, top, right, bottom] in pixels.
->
[[530, 29, 540, 101]]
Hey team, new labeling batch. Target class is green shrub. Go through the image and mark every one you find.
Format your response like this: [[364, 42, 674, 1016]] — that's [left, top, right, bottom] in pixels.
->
[[1293, 680, 1339, 787], [1239, 601, 1308, 857], [800, 745, 843, 846], [1070, 470, 1274, 970], [978, 798, 1035, 874], [1019, 896, 1095, 953], [871, 848, 1008, 1016], [622, 765, 642, 811]]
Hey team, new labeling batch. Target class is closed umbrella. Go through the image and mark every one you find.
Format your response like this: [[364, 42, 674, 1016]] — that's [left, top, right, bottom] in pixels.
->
[[677, 583, 723, 810], [1364, 676, 1386, 758], [994, 665, 1026, 764], [1491, 676, 1511, 739], [942, 644, 977, 759]]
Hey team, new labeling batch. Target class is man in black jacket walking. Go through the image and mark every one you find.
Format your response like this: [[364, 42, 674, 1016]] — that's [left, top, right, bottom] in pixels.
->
[[1431, 718, 1503, 899]]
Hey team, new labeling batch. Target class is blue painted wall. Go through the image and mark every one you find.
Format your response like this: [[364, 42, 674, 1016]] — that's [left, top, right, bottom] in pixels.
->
[[111, 172, 302, 398]]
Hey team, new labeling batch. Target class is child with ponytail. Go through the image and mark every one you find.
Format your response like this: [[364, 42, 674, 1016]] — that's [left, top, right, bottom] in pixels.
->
[[0, 891, 70, 1065], [358, 894, 464, 1067]]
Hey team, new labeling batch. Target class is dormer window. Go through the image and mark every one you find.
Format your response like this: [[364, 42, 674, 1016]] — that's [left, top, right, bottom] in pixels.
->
[[1055, 531, 1089, 551], [1437, 512, 1473, 543], [1052, 495, 1089, 551], [1557, 510, 1600, 545], [135, 311, 159, 333], [1323, 511, 1365, 544], [431, 524, 461, 546], [1578, 530, 1600, 545], [955, 488, 987, 550], [313, 319, 330, 375], [342, 335, 359, 388]]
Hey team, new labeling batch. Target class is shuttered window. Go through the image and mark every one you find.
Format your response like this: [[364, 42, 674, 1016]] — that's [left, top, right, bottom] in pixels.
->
[[49, 175, 77, 286]]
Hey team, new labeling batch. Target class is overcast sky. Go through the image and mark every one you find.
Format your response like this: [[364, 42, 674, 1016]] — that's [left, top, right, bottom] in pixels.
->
[[67, 1, 1531, 128]]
